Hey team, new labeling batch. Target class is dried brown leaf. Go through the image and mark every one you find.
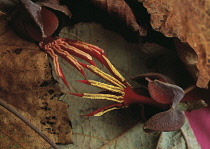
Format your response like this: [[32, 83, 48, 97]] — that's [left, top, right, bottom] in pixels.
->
[[143, 0, 210, 88], [0, 14, 72, 148], [11, 0, 59, 41], [90, 0, 147, 36], [36, 0, 72, 17]]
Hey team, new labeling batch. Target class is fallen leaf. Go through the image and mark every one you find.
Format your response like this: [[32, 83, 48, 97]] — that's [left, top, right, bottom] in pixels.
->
[[156, 121, 201, 149], [90, 0, 147, 36], [35, 0, 72, 17], [143, 0, 210, 88], [174, 40, 200, 87], [10, 0, 58, 41], [0, 14, 72, 148], [97, 121, 200, 149], [56, 22, 200, 148]]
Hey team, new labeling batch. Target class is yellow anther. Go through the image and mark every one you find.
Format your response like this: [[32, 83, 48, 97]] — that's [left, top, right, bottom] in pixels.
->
[[88, 80, 124, 95], [87, 65, 126, 89], [94, 107, 121, 116], [83, 93, 123, 103], [102, 55, 126, 83]]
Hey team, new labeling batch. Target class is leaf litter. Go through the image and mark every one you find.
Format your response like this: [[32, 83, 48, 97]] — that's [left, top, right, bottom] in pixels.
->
[[0, 1, 203, 148], [0, 14, 72, 149]]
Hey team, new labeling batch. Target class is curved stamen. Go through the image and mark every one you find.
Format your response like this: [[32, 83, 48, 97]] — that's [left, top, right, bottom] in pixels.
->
[[82, 103, 123, 116], [49, 45, 86, 77], [43, 46, 70, 89], [77, 80, 124, 95], [56, 43, 96, 66], [83, 93, 124, 103], [83, 64, 126, 89], [102, 55, 127, 84]]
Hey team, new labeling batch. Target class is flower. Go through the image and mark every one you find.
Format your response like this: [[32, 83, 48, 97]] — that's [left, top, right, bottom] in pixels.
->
[[40, 38, 206, 132], [72, 59, 186, 131]]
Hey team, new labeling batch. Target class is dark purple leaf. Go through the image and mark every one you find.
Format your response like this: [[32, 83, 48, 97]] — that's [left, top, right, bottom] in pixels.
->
[[147, 79, 184, 105], [144, 108, 185, 131]]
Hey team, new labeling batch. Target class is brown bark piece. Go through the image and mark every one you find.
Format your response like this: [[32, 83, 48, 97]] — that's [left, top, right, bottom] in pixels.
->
[[0, 15, 72, 148], [143, 0, 210, 88]]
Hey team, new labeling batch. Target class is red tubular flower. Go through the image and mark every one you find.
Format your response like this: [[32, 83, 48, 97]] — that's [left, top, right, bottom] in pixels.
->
[[73, 64, 187, 131], [40, 37, 195, 131], [39, 37, 132, 89], [71, 55, 178, 116]]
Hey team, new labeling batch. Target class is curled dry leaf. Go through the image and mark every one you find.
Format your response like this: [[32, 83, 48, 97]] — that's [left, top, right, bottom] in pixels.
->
[[90, 0, 147, 36], [35, 0, 72, 17], [0, 15, 72, 148], [143, 0, 210, 88], [11, 0, 58, 41], [11, 0, 71, 42], [174, 40, 200, 86]]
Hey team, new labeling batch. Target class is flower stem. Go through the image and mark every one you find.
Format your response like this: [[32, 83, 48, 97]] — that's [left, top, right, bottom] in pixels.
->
[[0, 98, 60, 149], [124, 87, 169, 109], [184, 85, 197, 94], [177, 99, 207, 112]]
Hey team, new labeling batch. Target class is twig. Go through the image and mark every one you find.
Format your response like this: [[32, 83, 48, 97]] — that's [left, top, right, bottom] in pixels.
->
[[184, 84, 197, 94], [0, 98, 60, 149]]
